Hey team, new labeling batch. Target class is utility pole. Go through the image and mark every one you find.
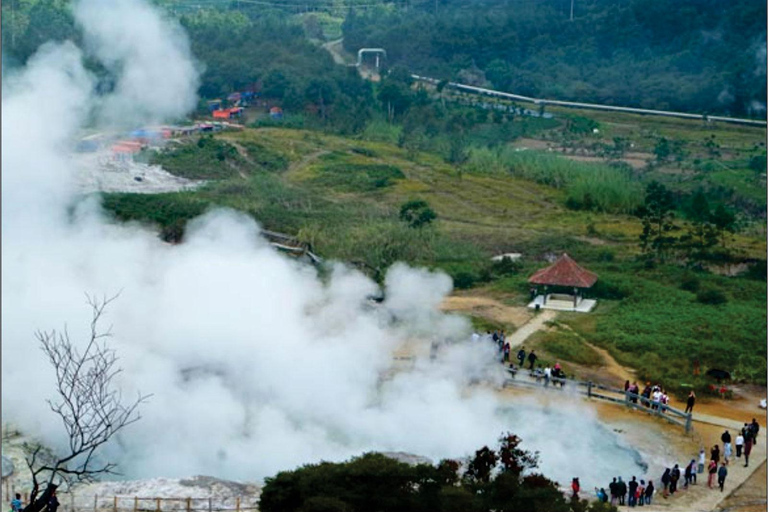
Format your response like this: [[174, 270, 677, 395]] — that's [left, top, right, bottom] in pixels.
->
[[570, 0, 574, 21]]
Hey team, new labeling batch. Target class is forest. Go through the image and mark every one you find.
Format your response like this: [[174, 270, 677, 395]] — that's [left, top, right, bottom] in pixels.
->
[[343, 0, 767, 117]]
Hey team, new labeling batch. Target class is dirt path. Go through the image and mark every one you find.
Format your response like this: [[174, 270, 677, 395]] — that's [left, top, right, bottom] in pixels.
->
[[505, 310, 557, 348]]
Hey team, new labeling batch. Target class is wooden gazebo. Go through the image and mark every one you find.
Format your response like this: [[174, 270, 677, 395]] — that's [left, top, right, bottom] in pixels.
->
[[528, 253, 598, 312]]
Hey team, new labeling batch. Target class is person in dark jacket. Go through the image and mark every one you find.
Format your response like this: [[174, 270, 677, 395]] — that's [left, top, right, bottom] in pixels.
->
[[517, 347, 526, 367], [685, 391, 696, 414], [608, 477, 618, 506], [661, 468, 671, 497], [669, 464, 680, 495], [617, 477, 627, 505], [711, 444, 720, 465], [645, 481, 654, 505], [750, 418, 760, 445], [628, 476, 638, 507], [717, 463, 728, 492], [527, 350, 537, 370]]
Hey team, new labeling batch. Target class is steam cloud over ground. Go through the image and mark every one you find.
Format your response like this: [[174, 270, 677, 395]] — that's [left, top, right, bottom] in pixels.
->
[[1, 0, 644, 489]]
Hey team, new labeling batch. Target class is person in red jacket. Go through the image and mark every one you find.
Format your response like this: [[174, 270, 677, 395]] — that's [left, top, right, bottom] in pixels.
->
[[571, 478, 580, 499]]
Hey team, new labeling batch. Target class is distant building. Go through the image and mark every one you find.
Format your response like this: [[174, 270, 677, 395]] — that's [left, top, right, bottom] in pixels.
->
[[213, 107, 243, 119], [111, 140, 143, 161]]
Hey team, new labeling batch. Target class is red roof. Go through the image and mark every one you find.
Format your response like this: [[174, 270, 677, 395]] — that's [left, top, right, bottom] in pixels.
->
[[528, 253, 598, 288]]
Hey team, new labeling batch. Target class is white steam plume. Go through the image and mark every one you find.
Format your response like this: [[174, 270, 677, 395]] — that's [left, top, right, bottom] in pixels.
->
[[74, 0, 200, 127], [1, 0, 645, 491]]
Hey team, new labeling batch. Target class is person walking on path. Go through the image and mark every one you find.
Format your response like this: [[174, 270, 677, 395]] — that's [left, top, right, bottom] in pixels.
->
[[684, 460, 696, 487], [609, 477, 618, 506], [527, 350, 537, 370], [517, 347, 526, 367], [750, 418, 760, 445], [721, 431, 732, 464], [744, 433, 753, 467], [711, 444, 720, 465], [645, 481, 654, 505], [698, 448, 706, 474], [685, 391, 696, 414], [735, 432, 744, 458], [717, 463, 728, 492], [707, 460, 717, 488]]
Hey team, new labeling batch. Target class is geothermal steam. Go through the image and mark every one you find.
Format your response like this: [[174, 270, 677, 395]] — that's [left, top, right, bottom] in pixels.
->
[[1, 0, 643, 489]]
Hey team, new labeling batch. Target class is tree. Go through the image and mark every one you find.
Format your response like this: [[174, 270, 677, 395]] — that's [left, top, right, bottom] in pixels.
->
[[636, 181, 677, 263], [23, 294, 149, 512], [679, 191, 718, 266], [399, 199, 437, 228]]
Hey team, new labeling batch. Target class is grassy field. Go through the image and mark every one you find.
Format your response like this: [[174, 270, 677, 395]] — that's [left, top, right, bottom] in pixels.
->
[[100, 114, 766, 393]]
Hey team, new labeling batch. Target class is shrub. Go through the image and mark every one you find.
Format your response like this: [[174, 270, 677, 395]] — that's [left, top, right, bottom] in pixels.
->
[[696, 288, 727, 305], [453, 272, 477, 289], [680, 273, 700, 292], [314, 163, 405, 192], [399, 199, 437, 228], [351, 146, 378, 158]]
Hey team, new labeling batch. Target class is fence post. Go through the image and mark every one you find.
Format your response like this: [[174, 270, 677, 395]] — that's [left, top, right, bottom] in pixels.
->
[[587, 381, 593, 398], [134, 497, 138, 512], [113, 496, 118, 512], [235, 498, 240, 512], [685, 413, 692, 433], [155, 498, 160, 512], [71, 492, 75, 512], [94, 495, 98, 512], [208, 498, 212, 512], [186, 499, 191, 512]]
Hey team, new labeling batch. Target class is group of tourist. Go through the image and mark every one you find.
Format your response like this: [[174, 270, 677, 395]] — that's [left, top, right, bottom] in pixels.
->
[[592, 476, 655, 507], [584, 418, 761, 507], [623, 381, 674, 412]]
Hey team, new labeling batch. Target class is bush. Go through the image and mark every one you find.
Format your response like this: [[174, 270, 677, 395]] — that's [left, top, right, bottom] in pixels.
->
[[679, 273, 700, 292], [696, 288, 727, 305], [399, 199, 437, 228], [315, 163, 405, 192], [453, 272, 478, 289]]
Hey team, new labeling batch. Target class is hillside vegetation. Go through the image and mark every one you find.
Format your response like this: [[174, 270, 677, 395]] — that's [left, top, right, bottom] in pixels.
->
[[344, 0, 767, 117], [102, 110, 767, 393]]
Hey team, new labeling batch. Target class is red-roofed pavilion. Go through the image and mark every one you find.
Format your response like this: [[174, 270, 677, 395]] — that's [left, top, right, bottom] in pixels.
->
[[528, 254, 598, 312]]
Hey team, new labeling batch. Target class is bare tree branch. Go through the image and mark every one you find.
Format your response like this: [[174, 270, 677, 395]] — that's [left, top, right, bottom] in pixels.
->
[[24, 293, 150, 512]]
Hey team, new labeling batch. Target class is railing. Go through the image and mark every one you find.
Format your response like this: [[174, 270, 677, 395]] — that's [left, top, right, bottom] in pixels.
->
[[503, 371, 693, 433], [0, 494, 260, 512]]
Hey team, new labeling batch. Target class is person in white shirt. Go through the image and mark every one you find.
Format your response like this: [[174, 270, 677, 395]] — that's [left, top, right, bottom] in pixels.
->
[[735, 433, 745, 458], [652, 390, 662, 410]]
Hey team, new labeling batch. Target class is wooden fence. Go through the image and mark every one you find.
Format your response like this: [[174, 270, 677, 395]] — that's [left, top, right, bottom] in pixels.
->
[[2, 491, 259, 512], [503, 372, 693, 433]]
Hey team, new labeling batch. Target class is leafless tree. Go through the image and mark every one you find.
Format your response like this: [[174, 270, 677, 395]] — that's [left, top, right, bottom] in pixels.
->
[[23, 293, 150, 512]]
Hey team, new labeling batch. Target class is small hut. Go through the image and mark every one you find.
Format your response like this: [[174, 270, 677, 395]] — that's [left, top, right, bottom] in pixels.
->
[[527, 253, 598, 312]]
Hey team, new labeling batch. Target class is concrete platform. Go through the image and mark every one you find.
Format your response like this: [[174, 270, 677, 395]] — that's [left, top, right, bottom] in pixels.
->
[[527, 294, 596, 313]]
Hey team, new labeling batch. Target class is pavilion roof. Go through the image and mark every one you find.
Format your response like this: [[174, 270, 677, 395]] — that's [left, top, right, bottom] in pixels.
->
[[528, 253, 598, 288]]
